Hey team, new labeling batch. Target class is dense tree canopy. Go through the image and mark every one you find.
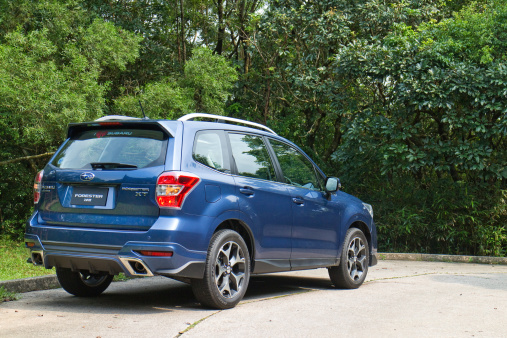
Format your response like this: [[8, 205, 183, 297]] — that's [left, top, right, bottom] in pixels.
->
[[0, 0, 505, 256]]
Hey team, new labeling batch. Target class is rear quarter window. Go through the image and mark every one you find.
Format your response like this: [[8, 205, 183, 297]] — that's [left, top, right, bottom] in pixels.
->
[[193, 131, 230, 172]]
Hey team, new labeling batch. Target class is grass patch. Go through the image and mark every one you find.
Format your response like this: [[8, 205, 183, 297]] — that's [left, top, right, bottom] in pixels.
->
[[0, 286, 19, 302], [113, 273, 132, 282], [0, 236, 135, 284], [0, 236, 54, 281]]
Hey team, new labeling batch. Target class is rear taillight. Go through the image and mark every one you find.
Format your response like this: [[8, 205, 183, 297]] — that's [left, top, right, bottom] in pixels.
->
[[33, 170, 43, 204], [156, 172, 200, 209]]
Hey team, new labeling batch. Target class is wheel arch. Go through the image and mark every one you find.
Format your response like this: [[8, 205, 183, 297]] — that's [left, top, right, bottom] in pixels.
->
[[349, 221, 372, 251], [214, 219, 255, 272], [348, 220, 377, 267]]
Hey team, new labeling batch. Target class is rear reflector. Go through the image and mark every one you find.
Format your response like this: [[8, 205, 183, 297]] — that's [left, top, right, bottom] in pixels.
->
[[34, 170, 43, 204], [156, 172, 200, 209], [137, 250, 173, 257]]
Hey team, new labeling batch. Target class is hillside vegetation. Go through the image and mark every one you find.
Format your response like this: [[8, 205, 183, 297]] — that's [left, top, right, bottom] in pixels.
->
[[0, 0, 505, 256]]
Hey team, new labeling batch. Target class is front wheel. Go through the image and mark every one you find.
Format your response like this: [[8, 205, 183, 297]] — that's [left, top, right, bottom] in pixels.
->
[[328, 228, 369, 289], [191, 230, 250, 309], [56, 267, 113, 297]]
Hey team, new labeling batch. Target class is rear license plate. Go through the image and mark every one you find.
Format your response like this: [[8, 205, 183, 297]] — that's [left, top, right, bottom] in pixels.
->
[[71, 187, 108, 206]]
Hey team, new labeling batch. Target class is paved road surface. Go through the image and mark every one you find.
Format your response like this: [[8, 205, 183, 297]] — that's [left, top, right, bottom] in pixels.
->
[[1, 260, 506, 337]]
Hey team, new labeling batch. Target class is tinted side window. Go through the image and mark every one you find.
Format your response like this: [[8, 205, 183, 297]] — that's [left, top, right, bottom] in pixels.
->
[[229, 133, 276, 181], [270, 139, 324, 191], [193, 131, 229, 172]]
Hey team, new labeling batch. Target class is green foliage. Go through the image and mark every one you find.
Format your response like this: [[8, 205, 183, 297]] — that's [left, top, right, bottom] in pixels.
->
[[0, 1, 141, 148], [360, 177, 507, 257], [334, 0, 507, 182], [184, 47, 238, 115], [333, 0, 507, 256], [0, 287, 19, 302], [0, 28, 102, 147], [0, 236, 55, 281], [82, 18, 143, 72], [0, 0, 141, 238], [115, 79, 194, 120], [0, 0, 505, 257], [115, 47, 237, 118]]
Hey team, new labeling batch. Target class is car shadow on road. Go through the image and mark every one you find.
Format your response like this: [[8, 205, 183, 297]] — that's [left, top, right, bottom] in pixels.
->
[[246, 274, 334, 300], [18, 274, 336, 314]]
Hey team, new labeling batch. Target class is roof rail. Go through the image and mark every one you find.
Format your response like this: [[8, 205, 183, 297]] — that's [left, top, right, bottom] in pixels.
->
[[95, 115, 141, 121], [178, 113, 277, 135]]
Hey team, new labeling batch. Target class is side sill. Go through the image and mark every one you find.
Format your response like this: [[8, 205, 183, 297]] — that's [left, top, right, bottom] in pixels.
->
[[253, 259, 291, 274], [290, 258, 339, 271]]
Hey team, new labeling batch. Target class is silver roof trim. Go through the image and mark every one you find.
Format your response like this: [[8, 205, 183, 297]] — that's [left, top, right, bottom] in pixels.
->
[[95, 115, 141, 121], [178, 113, 277, 135]]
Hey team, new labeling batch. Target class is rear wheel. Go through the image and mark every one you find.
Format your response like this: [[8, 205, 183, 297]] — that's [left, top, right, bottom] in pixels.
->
[[328, 228, 369, 289], [56, 267, 113, 297], [191, 230, 250, 309]]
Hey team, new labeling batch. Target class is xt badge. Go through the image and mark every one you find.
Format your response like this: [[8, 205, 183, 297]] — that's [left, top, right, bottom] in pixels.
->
[[122, 186, 150, 197]]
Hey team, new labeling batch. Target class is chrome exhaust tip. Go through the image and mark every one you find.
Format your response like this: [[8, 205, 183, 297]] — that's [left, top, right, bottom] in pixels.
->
[[119, 257, 154, 277], [31, 251, 44, 266]]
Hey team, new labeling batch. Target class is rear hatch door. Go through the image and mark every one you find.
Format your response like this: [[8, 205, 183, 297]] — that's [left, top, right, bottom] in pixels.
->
[[38, 123, 170, 231]]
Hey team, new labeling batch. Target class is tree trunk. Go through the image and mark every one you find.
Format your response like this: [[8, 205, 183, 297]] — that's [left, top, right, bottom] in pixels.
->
[[306, 107, 326, 151], [176, 18, 181, 63], [180, 0, 186, 63], [214, 0, 225, 55], [323, 115, 342, 161], [263, 73, 271, 125], [0, 152, 55, 166]]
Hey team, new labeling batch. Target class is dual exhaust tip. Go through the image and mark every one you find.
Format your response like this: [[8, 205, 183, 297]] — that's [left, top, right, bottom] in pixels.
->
[[129, 260, 149, 275], [120, 257, 154, 277], [29, 252, 44, 266]]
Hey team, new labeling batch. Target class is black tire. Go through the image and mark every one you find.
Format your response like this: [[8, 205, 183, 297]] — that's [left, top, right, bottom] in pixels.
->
[[56, 267, 113, 297], [329, 227, 369, 289], [191, 229, 250, 309]]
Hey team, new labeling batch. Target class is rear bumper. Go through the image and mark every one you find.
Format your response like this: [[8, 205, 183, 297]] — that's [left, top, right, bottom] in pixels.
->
[[25, 234, 206, 278], [24, 213, 208, 279]]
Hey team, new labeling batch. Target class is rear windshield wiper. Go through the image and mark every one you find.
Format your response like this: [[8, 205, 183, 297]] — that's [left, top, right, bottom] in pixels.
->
[[90, 162, 138, 170]]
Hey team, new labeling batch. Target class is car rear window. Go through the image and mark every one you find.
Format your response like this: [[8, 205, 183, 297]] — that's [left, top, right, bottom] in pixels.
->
[[52, 129, 168, 169]]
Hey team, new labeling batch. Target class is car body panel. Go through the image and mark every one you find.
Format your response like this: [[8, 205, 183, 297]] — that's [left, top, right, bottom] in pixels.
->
[[287, 185, 341, 260]]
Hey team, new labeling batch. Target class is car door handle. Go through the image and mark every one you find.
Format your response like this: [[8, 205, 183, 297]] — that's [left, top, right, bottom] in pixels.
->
[[239, 187, 254, 196], [292, 197, 304, 205]]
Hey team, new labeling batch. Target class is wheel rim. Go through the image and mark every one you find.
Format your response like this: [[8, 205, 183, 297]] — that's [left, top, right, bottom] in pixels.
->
[[347, 236, 367, 281], [79, 272, 109, 287], [214, 241, 246, 299]]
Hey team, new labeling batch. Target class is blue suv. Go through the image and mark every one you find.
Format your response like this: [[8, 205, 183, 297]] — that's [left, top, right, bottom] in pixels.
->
[[25, 113, 377, 309]]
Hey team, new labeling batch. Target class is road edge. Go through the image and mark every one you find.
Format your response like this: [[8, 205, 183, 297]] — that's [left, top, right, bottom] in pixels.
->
[[379, 252, 507, 265], [0, 275, 59, 294]]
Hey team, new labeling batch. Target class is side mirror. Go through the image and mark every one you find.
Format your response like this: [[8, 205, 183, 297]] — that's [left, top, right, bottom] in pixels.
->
[[325, 177, 341, 193]]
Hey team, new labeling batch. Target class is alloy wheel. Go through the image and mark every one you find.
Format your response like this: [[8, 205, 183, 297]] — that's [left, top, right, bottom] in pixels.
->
[[214, 241, 246, 298], [347, 236, 367, 281]]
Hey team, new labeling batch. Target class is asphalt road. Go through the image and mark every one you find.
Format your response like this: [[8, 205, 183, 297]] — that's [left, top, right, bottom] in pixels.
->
[[1, 260, 506, 337]]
